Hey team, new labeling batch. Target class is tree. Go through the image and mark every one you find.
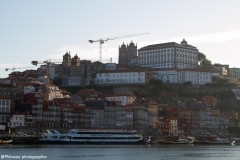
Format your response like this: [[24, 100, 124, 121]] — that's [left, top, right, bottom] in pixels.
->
[[198, 52, 212, 67]]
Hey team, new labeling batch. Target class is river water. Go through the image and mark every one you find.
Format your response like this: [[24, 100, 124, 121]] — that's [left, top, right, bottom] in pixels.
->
[[0, 143, 239, 160]]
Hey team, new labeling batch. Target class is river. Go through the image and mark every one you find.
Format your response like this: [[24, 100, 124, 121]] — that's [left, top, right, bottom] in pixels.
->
[[0, 143, 239, 160]]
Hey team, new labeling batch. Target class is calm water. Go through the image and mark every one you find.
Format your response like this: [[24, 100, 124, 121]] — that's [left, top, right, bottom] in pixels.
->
[[0, 144, 240, 160]]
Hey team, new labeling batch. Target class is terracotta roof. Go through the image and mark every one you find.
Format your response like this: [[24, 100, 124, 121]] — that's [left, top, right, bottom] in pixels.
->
[[105, 93, 135, 97], [0, 84, 14, 87], [0, 95, 10, 99], [179, 68, 211, 72], [98, 69, 151, 73]]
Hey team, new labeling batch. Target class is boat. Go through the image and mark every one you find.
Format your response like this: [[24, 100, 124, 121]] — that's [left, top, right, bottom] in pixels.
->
[[159, 135, 192, 144], [39, 129, 144, 144], [0, 137, 12, 144], [146, 136, 155, 144], [193, 132, 235, 145]]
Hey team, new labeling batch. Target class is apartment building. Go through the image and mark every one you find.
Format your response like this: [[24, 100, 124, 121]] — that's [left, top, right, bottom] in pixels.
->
[[0, 95, 11, 128]]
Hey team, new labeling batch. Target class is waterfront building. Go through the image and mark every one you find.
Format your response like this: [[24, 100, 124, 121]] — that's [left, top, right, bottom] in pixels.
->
[[0, 95, 11, 130], [126, 100, 149, 134], [138, 39, 198, 69], [8, 113, 26, 130]]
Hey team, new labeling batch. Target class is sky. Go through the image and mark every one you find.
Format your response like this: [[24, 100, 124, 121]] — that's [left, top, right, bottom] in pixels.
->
[[1, 0, 240, 78]]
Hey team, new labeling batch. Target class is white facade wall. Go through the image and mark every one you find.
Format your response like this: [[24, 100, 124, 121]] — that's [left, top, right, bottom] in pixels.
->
[[178, 70, 212, 84], [10, 115, 25, 128], [138, 46, 198, 69], [152, 69, 178, 83], [95, 71, 146, 85]]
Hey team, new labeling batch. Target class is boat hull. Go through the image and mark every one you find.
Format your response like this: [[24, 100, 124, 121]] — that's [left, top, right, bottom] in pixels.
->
[[39, 139, 144, 144], [193, 140, 235, 145], [159, 140, 189, 144]]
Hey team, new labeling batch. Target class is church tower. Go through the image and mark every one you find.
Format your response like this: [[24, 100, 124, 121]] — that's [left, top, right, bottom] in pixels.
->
[[71, 54, 80, 66], [118, 43, 127, 64], [62, 51, 71, 67], [118, 41, 137, 65]]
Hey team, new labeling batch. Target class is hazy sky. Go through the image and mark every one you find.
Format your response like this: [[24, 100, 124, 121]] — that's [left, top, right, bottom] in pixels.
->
[[1, 0, 240, 78]]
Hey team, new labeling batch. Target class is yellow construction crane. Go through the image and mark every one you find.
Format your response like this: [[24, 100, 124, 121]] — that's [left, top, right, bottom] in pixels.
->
[[31, 60, 52, 100], [88, 32, 149, 62]]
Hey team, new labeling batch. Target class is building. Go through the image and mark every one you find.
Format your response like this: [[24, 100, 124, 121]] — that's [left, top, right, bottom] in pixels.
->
[[229, 68, 240, 79], [0, 95, 11, 130], [177, 68, 212, 84], [138, 39, 198, 69], [105, 93, 136, 106], [150, 68, 178, 83], [201, 96, 217, 107], [95, 69, 153, 85], [118, 41, 137, 65]]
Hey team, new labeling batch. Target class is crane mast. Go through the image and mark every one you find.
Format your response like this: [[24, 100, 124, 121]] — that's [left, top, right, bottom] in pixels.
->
[[89, 33, 149, 62]]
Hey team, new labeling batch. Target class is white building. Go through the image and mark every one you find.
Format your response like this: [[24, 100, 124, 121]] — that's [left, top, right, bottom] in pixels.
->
[[150, 68, 212, 84], [105, 94, 136, 106], [138, 39, 198, 69], [9, 114, 25, 128], [0, 95, 11, 127], [95, 69, 152, 85], [150, 68, 178, 83], [229, 68, 240, 79], [178, 68, 212, 84]]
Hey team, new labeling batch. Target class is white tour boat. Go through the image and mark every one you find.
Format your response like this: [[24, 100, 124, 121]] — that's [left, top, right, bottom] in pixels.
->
[[40, 129, 144, 144]]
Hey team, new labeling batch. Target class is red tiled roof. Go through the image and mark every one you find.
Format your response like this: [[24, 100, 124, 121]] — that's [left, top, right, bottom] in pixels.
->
[[179, 68, 211, 72], [98, 69, 150, 73], [0, 95, 10, 99], [105, 93, 135, 97]]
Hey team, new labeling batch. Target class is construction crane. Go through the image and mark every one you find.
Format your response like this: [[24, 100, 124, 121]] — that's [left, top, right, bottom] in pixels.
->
[[88, 32, 149, 62], [5, 66, 35, 71], [31, 60, 52, 100]]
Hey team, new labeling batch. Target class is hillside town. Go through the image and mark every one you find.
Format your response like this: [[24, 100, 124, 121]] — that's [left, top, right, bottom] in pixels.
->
[[1, 39, 240, 138]]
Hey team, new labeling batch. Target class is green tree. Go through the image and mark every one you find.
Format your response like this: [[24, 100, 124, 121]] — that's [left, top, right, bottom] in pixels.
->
[[198, 52, 212, 67]]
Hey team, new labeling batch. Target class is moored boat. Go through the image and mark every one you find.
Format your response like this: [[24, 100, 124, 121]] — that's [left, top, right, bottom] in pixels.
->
[[0, 137, 12, 144], [159, 135, 192, 144], [40, 129, 144, 144], [193, 132, 235, 145]]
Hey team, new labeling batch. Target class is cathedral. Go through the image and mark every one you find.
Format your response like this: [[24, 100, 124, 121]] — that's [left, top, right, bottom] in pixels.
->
[[118, 41, 137, 65]]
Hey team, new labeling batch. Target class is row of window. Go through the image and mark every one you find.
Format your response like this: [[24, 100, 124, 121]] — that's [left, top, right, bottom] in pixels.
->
[[99, 73, 144, 77], [0, 100, 10, 106]]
